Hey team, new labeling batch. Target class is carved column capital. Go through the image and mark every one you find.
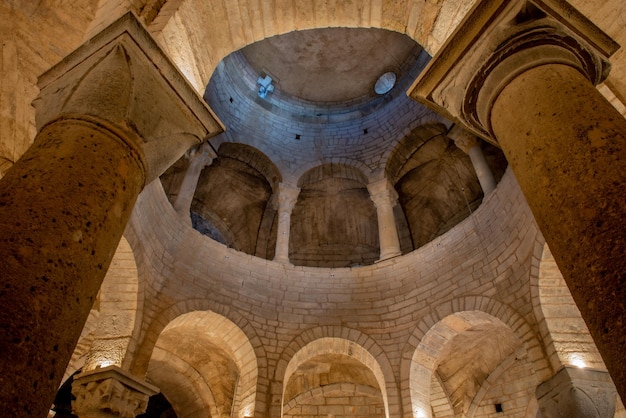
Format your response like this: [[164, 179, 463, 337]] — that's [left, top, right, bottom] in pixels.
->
[[35, 12, 224, 184], [72, 366, 158, 418], [367, 178, 398, 210], [408, 0, 618, 141], [276, 183, 301, 215], [448, 124, 479, 154], [536, 366, 616, 417], [187, 142, 217, 168]]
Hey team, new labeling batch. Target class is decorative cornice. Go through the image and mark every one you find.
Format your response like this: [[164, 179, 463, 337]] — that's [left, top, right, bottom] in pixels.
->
[[407, 0, 619, 142]]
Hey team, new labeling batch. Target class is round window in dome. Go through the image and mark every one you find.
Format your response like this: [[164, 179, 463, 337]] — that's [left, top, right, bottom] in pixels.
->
[[374, 71, 396, 95]]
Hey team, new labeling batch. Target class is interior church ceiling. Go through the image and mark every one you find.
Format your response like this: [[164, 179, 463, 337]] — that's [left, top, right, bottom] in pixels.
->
[[160, 27, 507, 268]]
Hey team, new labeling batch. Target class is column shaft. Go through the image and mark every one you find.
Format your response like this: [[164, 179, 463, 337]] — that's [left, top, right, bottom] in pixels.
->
[[467, 145, 496, 195], [273, 184, 300, 264], [172, 146, 213, 216], [449, 125, 497, 196], [0, 118, 145, 417], [368, 179, 401, 261], [491, 63, 626, 401]]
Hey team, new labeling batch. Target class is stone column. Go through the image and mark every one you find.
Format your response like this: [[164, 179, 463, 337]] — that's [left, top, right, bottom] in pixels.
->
[[0, 13, 222, 417], [273, 183, 300, 264], [408, 0, 626, 401], [72, 366, 158, 418], [368, 178, 402, 261], [536, 366, 616, 417], [448, 124, 496, 195], [172, 142, 216, 218]]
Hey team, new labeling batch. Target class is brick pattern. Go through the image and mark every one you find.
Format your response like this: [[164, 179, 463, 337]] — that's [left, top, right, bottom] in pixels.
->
[[467, 351, 538, 418], [533, 244, 607, 371], [204, 48, 447, 186], [283, 383, 385, 418], [102, 169, 557, 416], [5, 0, 622, 416], [0, 1, 96, 173], [84, 237, 140, 371]]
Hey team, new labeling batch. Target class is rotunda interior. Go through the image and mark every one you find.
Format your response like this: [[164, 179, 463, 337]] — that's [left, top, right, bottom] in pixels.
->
[[160, 28, 508, 268], [1, 1, 626, 418]]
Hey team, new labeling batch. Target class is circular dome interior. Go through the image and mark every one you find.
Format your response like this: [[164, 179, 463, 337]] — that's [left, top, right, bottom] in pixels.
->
[[160, 27, 507, 268]]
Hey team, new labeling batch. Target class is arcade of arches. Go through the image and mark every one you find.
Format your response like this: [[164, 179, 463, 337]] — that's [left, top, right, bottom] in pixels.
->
[[0, 0, 625, 417]]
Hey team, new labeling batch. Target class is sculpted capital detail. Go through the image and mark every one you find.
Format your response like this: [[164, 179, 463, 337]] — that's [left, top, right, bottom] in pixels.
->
[[408, 0, 618, 142], [72, 366, 158, 418], [35, 12, 225, 183]]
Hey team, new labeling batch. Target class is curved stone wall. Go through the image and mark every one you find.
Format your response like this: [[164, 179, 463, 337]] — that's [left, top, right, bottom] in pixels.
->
[[123, 167, 550, 416]]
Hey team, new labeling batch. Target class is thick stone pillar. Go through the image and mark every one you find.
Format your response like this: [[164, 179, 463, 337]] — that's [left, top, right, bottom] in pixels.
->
[[0, 13, 222, 417], [273, 183, 300, 264], [448, 124, 496, 195], [408, 0, 626, 402], [368, 178, 402, 261], [172, 142, 217, 218], [537, 366, 616, 417], [72, 366, 158, 418]]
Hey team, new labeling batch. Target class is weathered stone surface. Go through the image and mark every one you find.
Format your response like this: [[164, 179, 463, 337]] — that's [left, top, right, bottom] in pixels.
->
[[492, 63, 626, 403], [0, 119, 144, 417]]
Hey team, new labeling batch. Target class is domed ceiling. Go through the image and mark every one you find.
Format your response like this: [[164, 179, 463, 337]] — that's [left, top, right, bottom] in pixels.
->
[[241, 27, 421, 103], [160, 27, 507, 268]]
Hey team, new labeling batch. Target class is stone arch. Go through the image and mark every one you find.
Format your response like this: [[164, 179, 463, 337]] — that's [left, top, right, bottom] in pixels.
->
[[217, 142, 283, 193], [192, 141, 282, 257], [62, 309, 99, 384], [130, 299, 267, 415], [80, 236, 141, 371], [64, 235, 141, 383], [275, 327, 399, 417], [292, 157, 373, 185], [147, 348, 219, 417], [385, 123, 450, 184], [409, 311, 537, 418], [465, 349, 538, 417], [146, 310, 258, 417], [400, 296, 551, 417], [531, 243, 606, 371], [386, 122, 487, 251], [290, 163, 379, 267], [153, 0, 481, 93], [283, 382, 385, 418]]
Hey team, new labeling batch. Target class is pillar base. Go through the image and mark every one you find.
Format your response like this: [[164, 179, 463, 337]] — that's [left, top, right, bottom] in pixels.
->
[[376, 251, 401, 263]]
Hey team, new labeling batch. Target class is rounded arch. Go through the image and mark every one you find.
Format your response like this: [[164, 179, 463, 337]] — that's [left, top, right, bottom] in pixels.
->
[[400, 296, 551, 417], [275, 327, 400, 417], [532, 243, 606, 371], [292, 157, 373, 185], [147, 349, 219, 417], [409, 311, 537, 418], [283, 337, 390, 418], [82, 236, 140, 370], [154, 0, 481, 93], [218, 142, 283, 193], [291, 163, 379, 267], [154, 310, 258, 418], [129, 299, 267, 416], [297, 162, 370, 188], [64, 235, 141, 383], [385, 122, 449, 184]]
